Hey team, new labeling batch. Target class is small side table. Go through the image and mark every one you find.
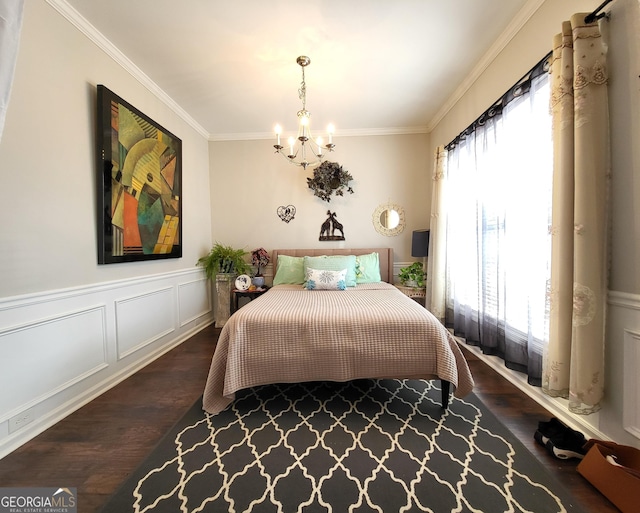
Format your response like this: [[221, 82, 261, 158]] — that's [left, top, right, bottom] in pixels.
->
[[232, 287, 269, 314], [395, 285, 426, 306]]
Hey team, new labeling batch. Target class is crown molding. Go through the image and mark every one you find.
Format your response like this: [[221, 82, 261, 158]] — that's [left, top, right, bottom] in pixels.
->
[[426, 0, 547, 132], [45, 0, 209, 139], [208, 126, 429, 142]]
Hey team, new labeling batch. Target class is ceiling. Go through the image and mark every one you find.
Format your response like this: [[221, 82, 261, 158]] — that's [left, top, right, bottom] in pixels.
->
[[56, 0, 537, 140]]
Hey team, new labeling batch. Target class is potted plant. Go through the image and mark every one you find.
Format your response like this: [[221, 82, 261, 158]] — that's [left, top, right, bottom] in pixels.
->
[[197, 243, 251, 327], [251, 247, 270, 287], [196, 242, 250, 279], [398, 262, 426, 288]]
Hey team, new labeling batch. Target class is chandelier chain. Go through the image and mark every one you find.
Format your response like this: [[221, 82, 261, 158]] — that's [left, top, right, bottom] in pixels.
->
[[273, 56, 335, 170], [298, 65, 307, 113]]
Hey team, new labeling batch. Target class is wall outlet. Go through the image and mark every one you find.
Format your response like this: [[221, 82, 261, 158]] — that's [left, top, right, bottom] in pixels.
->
[[9, 408, 35, 433]]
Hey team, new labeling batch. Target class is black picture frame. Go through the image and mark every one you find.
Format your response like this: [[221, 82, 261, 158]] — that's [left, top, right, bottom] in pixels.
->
[[96, 85, 182, 264]]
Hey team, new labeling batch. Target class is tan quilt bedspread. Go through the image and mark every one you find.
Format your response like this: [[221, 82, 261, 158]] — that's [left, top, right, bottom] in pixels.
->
[[202, 282, 474, 414]]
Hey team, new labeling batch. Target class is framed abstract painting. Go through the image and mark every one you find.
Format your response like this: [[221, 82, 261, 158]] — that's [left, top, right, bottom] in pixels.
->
[[96, 85, 182, 264]]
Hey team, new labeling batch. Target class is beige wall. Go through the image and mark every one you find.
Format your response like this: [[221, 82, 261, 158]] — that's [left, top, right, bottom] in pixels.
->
[[607, 0, 640, 294], [0, 0, 213, 298], [209, 132, 431, 268]]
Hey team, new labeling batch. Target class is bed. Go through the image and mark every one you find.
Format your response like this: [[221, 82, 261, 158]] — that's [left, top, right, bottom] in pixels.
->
[[202, 248, 474, 414]]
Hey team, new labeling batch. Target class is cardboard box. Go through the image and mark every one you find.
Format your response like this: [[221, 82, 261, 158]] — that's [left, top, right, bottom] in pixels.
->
[[577, 440, 640, 513]]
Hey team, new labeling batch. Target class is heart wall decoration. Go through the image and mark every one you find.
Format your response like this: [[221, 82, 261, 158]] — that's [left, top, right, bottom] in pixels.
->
[[277, 205, 296, 223]]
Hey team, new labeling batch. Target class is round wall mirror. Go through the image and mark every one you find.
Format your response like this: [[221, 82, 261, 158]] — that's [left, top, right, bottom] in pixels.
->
[[372, 202, 405, 236]]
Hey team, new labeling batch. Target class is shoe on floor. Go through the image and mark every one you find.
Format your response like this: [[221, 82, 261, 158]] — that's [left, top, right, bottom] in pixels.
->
[[535, 417, 567, 445], [534, 417, 587, 460]]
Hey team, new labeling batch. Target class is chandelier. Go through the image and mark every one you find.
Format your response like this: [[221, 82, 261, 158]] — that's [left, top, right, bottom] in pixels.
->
[[273, 56, 335, 170]]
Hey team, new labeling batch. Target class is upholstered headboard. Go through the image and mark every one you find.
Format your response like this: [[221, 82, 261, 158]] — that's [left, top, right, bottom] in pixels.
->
[[272, 248, 393, 283]]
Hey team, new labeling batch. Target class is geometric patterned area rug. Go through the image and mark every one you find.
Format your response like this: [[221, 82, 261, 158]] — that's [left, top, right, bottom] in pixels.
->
[[100, 379, 578, 513]]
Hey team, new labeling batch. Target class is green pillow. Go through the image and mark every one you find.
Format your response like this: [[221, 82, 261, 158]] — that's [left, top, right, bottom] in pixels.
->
[[304, 255, 357, 287], [355, 252, 381, 283], [273, 255, 305, 285]]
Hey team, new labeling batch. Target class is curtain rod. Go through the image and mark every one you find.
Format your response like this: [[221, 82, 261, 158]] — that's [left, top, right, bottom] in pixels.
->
[[585, 0, 613, 23], [445, 50, 551, 151]]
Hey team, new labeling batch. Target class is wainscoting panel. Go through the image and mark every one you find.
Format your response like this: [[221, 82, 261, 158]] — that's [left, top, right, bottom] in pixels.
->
[[603, 290, 640, 447], [178, 277, 211, 327], [0, 306, 107, 424], [115, 287, 175, 360], [623, 329, 640, 439], [0, 268, 214, 458]]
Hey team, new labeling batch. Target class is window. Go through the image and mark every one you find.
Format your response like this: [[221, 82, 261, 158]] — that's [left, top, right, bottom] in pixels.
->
[[444, 61, 552, 384]]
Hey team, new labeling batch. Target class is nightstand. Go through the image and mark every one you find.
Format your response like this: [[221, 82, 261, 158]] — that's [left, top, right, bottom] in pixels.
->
[[395, 285, 426, 306], [232, 287, 269, 313]]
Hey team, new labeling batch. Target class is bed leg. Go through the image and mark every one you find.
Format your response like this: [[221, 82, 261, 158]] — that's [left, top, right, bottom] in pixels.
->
[[441, 380, 451, 409]]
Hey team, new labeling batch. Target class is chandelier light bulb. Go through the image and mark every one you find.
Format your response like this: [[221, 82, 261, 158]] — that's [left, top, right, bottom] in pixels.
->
[[275, 124, 282, 146]]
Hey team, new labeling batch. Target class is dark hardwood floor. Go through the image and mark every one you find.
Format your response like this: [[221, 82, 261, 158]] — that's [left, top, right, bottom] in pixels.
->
[[0, 323, 618, 512]]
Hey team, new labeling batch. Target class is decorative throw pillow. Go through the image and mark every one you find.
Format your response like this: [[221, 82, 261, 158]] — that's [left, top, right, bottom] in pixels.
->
[[273, 255, 305, 285], [303, 255, 357, 287], [304, 268, 347, 290], [355, 252, 381, 283]]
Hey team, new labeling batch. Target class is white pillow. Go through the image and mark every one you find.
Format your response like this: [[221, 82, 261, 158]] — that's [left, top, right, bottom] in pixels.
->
[[304, 255, 357, 287], [304, 268, 347, 290]]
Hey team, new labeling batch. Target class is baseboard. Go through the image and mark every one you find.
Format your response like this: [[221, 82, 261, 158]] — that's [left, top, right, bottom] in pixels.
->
[[459, 340, 609, 442]]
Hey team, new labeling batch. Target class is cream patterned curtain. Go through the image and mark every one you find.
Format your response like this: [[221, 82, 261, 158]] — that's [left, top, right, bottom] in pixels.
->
[[0, 0, 24, 142], [543, 14, 610, 414], [425, 145, 447, 322]]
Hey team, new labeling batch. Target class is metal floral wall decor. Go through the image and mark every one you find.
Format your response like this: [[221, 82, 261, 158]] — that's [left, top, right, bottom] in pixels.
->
[[319, 210, 345, 241], [96, 85, 182, 264], [307, 161, 354, 202]]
